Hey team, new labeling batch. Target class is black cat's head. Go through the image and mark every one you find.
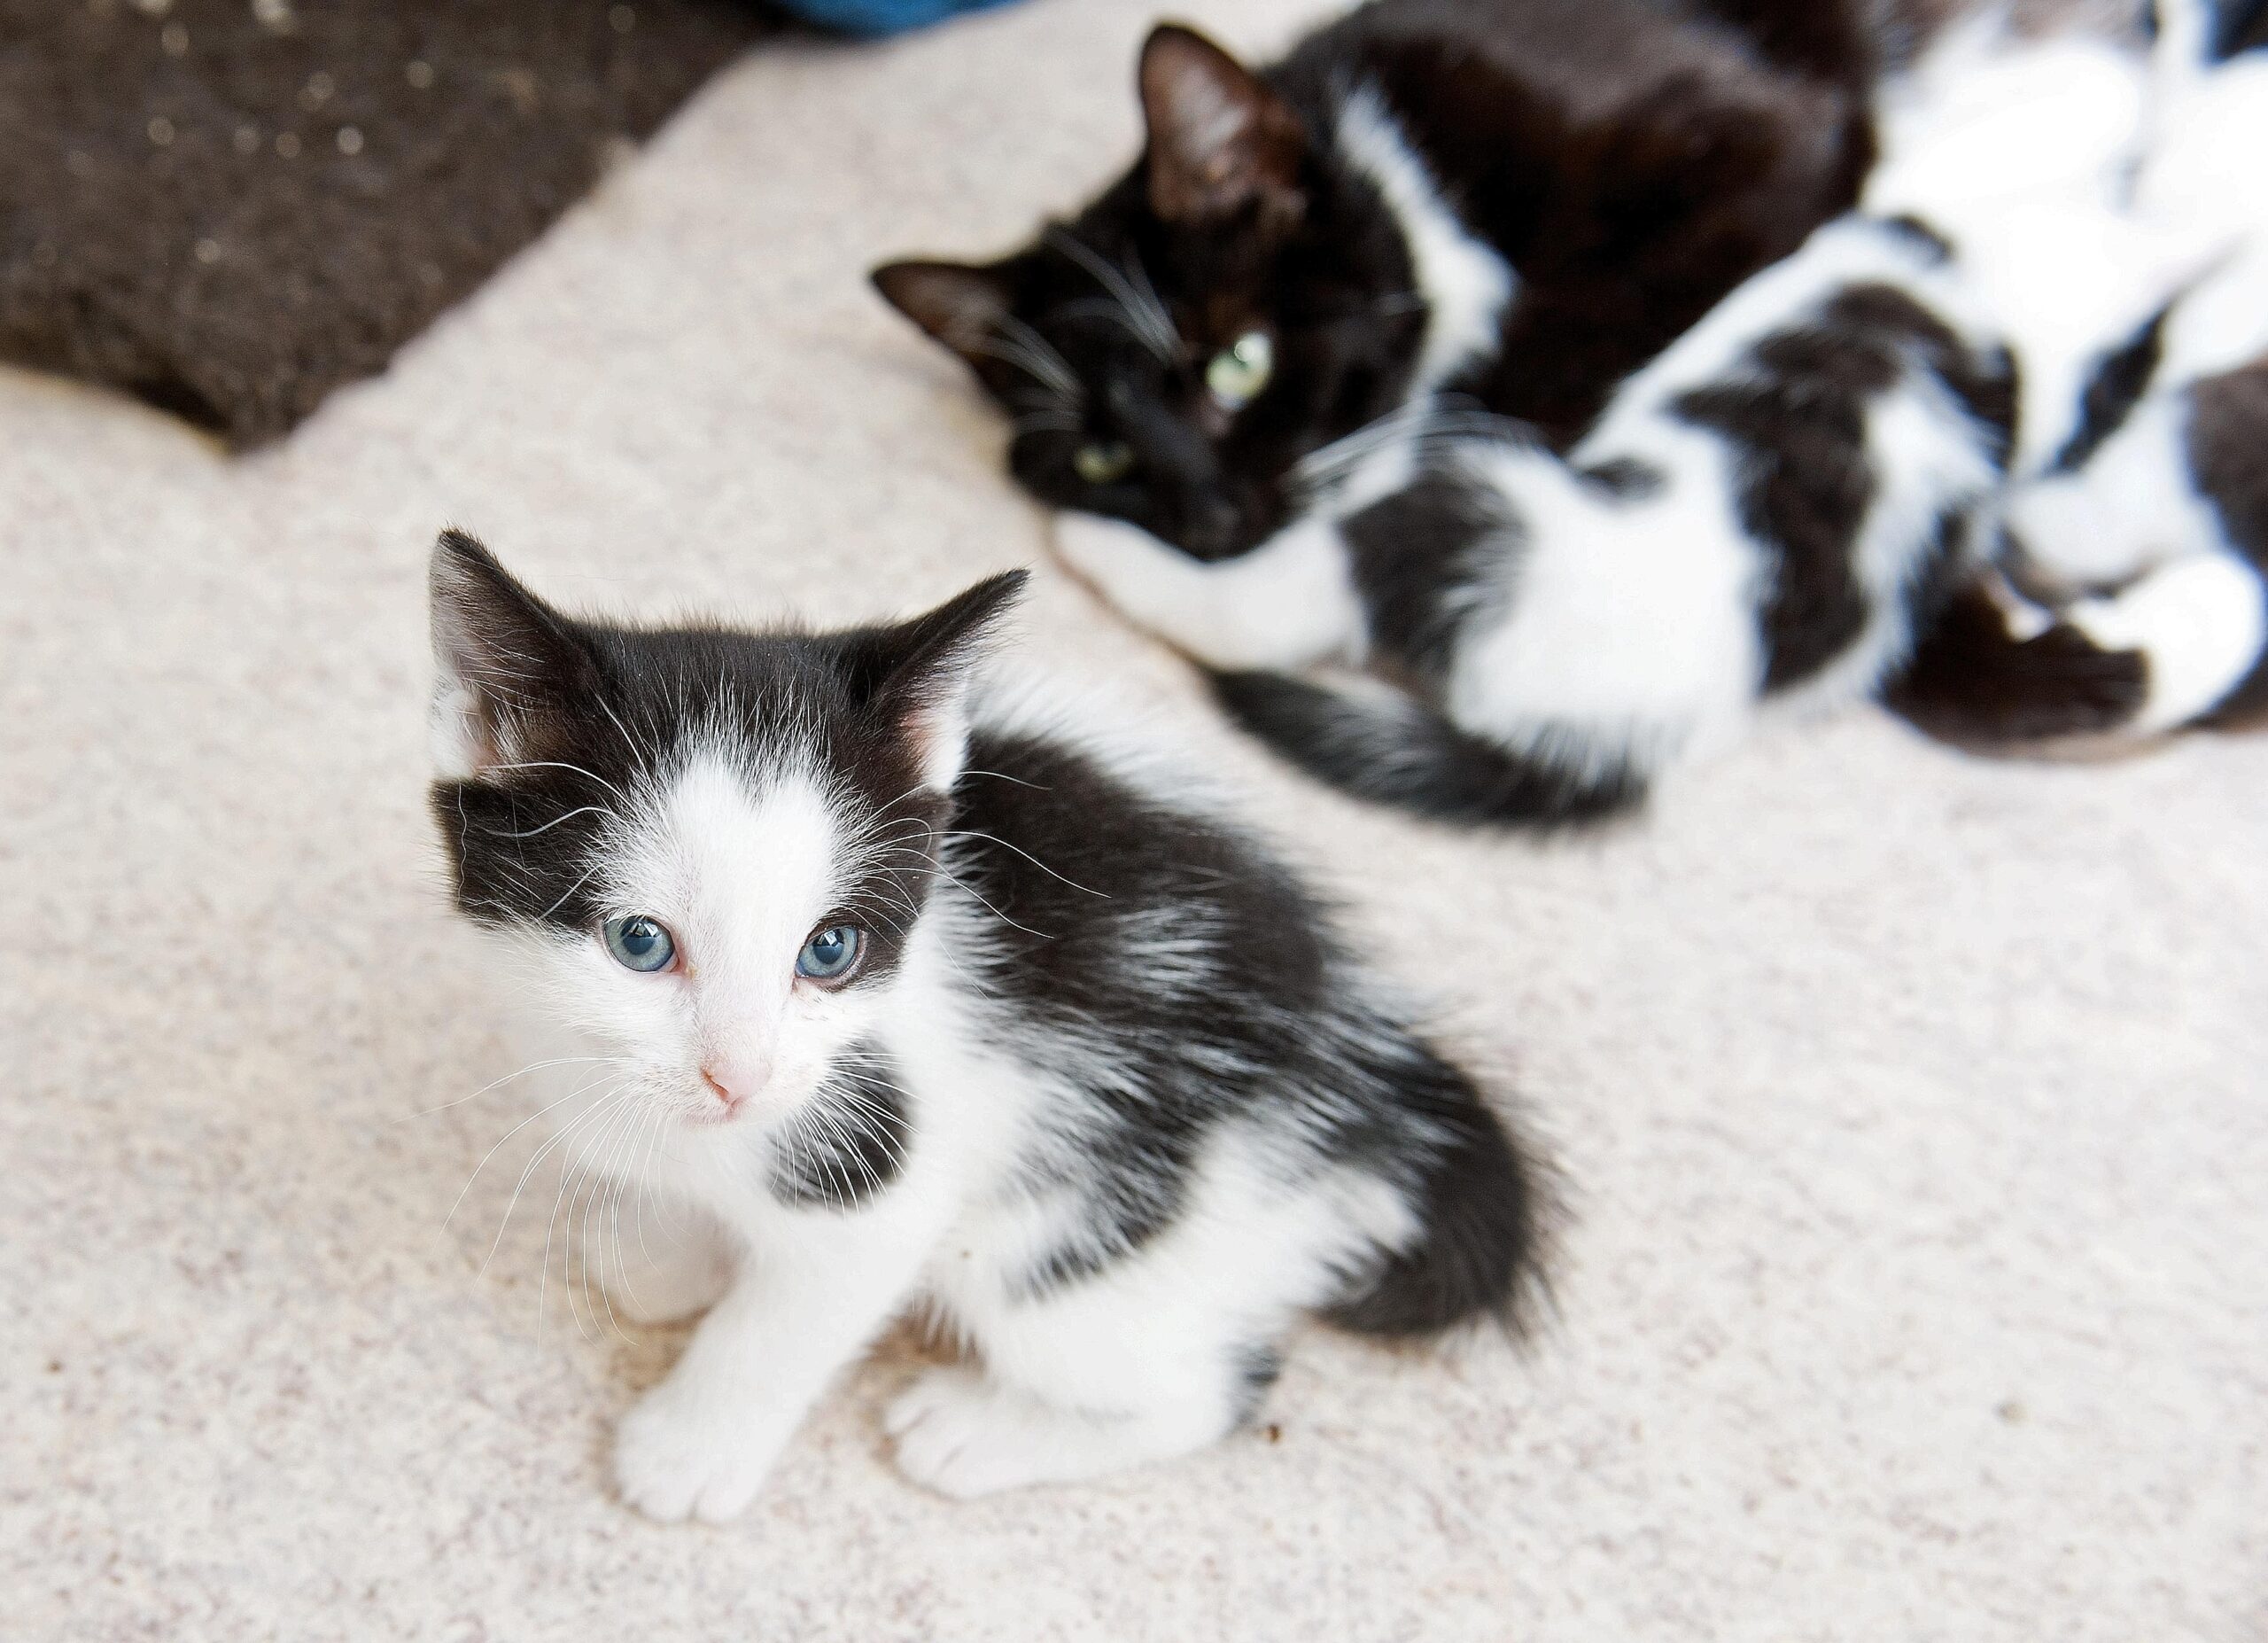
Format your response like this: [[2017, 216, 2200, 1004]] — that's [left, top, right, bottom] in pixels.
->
[[874, 24, 1426, 561]]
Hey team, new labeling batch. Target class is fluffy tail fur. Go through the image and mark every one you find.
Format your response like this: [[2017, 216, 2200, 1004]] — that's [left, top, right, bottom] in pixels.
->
[[1208, 670, 1647, 828], [1322, 1032, 1551, 1339]]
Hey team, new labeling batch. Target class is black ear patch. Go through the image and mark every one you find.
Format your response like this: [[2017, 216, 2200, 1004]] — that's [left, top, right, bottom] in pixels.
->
[[871, 259, 1021, 366], [1138, 23, 1307, 226], [836, 570, 1029, 783], [428, 528, 600, 775]]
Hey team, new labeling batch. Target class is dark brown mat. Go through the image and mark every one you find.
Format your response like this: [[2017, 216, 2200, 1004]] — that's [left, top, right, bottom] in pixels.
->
[[0, 0, 766, 447]]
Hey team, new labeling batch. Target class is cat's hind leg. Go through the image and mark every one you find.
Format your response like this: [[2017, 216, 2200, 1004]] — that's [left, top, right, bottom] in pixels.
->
[[884, 1345, 1265, 1499], [1053, 511, 1366, 671]]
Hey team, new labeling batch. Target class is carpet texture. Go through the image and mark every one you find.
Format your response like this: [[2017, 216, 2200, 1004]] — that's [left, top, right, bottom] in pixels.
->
[[0, 0, 765, 446], [1, 3, 2261, 1639]]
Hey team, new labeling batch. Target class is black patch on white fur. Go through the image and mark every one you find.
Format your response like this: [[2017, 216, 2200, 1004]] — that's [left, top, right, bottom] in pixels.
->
[[951, 727, 1545, 1320], [2211, 0, 2268, 59], [1208, 670, 1647, 829], [1674, 279, 2008, 692], [1581, 455, 1666, 500], [1342, 467, 1516, 682], [2049, 305, 2169, 477], [769, 1043, 914, 1211], [1884, 572, 2148, 743]]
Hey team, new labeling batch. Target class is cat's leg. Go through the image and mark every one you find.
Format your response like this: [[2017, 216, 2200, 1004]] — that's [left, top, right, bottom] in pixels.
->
[[885, 1311, 1270, 1500], [1053, 511, 1366, 671], [613, 1190, 943, 1522], [888, 1141, 1347, 1498], [593, 1197, 732, 1326]]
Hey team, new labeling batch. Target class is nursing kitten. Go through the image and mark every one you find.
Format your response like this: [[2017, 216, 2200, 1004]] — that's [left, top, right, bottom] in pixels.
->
[[1894, 0, 2268, 737], [426, 532, 1545, 1517], [876, 1, 1879, 560]]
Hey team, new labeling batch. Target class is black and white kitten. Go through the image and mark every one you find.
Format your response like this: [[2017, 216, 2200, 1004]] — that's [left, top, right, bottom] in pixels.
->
[[876, 2, 1879, 560], [426, 532, 1544, 1517], [1895, 1, 2268, 738]]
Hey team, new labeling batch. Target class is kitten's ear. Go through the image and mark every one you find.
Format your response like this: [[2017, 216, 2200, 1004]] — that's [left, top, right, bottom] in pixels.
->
[[1138, 23, 1306, 225], [871, 260, 1018, 369], [843, 570, 1029, 791], [428, 530, 599, 781]]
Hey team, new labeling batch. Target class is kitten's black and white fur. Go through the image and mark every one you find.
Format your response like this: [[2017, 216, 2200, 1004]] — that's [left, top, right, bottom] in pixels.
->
[[427, 533, 1544, 1517], [1897, 0, 2268, 738]]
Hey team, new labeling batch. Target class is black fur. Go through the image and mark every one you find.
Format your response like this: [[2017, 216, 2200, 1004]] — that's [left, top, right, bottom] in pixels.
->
[[2188, 358, 2268, 724], [770, 1044, 915, 1211], [1208, 670, 1647, 828], [1883, 574, 2149, 744], [948, 726, 1544, 1327], [1342, 466, 1518, 683], [876, 0, 1876, 560], [2049, 305, 2171, 478], [1673, 281, 2008, 691]]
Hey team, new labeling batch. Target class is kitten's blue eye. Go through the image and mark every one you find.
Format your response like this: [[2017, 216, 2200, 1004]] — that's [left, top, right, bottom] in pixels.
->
[[603, 915, 677, 973], [796, 924, 863, 983], [1206, 330, 1274, 409], [1073, 440, 1135, 485]]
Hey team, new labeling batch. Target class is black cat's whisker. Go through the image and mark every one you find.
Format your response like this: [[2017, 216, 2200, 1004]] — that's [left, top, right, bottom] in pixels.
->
[[1044, 225, 1178, 361]]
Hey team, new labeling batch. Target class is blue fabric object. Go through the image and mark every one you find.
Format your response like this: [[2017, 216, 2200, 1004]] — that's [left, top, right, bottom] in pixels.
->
[[773, 0, 1023, 36]]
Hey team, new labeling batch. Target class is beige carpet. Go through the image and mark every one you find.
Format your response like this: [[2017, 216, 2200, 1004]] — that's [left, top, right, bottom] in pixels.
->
[[4, 3, 2262, 1638]]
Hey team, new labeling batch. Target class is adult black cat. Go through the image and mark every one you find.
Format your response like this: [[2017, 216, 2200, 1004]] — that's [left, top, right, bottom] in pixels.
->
[[875, 0, 1882, 561]]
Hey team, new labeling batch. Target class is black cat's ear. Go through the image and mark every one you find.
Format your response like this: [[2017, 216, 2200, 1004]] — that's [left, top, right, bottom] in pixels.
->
[[871, 260, 1019, 370], [428, 530, 599, 780], [1138, 23, 1306, 225], [841, 570, 1029, 790]]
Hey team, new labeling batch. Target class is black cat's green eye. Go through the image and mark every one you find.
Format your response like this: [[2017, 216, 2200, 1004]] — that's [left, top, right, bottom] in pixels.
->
[[1073, 440, 1136, 485], [1206, 330, 1274, 409], [796, 923, 863, 984], [603, 915, 677, 974]]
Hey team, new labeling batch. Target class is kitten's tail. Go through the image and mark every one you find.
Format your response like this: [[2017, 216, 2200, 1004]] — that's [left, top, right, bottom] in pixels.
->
[[1323, 1032, 1553, 1340], [1207, 670, 1647, 829], [1886, 559, 2268, 744]]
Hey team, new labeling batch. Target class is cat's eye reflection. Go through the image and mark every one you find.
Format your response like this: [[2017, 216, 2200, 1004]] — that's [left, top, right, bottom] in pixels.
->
[[796, 923, 864, 984], [1205, 330, 1274, 410], [602, 914, 678, 973], [1073, 440, 1136, 485]]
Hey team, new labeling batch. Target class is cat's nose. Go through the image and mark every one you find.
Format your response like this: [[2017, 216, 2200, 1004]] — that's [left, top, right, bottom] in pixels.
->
[[700, 1058, 771, 1115]]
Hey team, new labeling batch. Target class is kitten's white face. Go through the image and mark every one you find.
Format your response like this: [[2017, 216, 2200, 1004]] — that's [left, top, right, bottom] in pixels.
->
[[502, 750, 903, 1142]]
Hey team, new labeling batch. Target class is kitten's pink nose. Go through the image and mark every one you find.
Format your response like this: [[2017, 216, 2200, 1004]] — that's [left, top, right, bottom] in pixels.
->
[[699, 1058, 771, 1115]]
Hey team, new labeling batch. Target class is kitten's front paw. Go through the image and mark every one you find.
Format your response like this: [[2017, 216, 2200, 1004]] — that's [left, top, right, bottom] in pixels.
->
[[613, 1380, 787, 1524]]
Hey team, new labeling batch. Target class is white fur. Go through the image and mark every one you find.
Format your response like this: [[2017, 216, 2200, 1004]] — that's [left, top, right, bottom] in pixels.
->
[[1334, 86, 1515, 393], [1055, 510, 1368, 671]]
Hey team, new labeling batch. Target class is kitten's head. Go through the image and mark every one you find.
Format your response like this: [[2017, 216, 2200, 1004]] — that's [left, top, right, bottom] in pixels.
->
[[874, 24, 1424, 561], [426, 530, 1023, 1144]]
